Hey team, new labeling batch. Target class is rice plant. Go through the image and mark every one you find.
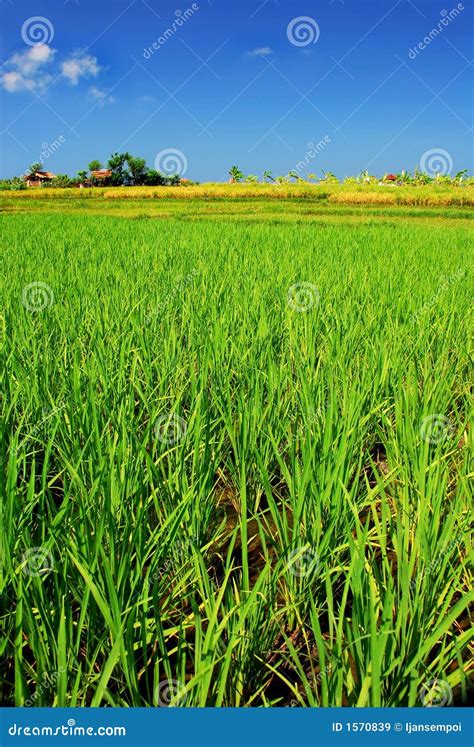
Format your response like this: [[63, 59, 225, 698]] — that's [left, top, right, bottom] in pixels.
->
[[0, 206, 472, 707]]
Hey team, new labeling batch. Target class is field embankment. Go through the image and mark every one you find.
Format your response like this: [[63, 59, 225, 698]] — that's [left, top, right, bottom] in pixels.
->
[[1, 182, 474, 207]]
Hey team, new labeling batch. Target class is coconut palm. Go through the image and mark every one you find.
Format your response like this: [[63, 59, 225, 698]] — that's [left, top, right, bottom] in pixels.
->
[[263, 170, 274, 183]]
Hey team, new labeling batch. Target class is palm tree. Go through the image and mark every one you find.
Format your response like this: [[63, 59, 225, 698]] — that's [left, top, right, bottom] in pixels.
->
[[263, 170, 274, 183], [77, 170, 88, 185], [228, 165, 244, 183], [245, 174, 258, 183], [307, 173, 317, 182]]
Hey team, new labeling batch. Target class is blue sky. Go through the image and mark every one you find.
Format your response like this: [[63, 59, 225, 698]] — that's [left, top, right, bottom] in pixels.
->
[[0, 0, 472, 180]]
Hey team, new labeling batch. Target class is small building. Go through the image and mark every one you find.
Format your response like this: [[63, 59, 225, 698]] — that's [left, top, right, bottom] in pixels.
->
[[91, 169, 112, 181], [24, 171, 55, 187]]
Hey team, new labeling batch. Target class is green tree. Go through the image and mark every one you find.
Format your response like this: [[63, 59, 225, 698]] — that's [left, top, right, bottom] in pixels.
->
[[88, 160, 102, 172], [77, 171, 88, 184], [263, 170, 274, 183], [50, 174, 71, 188], [28, 162, 43, 175], [127, 156, 147, 186], [107, 152, 131, 185], [145, 170, 167, 186], [228, 165, 244, 183]]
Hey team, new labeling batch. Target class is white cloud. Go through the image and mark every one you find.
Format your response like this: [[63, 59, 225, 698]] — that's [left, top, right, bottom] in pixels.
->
[[1, 45, 103, 95], [61, 53, 100, 85], [0, 44, 55, 92], [89, 86, 116, 105], [247, 47, 273, 57]]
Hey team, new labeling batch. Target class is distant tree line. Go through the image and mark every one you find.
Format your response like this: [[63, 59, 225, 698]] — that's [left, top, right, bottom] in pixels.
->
[[0, 152, 195, 190]]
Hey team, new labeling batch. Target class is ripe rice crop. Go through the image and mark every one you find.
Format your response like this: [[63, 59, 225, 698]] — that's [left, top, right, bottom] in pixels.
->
[[0, 203, 472, 707]]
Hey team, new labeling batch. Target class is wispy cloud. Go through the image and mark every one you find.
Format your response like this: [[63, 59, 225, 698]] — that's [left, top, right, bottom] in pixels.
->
[[61, 52, 100, 85], [0, 44, 55, 92], [89, 86, 116, 105], [247, 46, 273, 58]]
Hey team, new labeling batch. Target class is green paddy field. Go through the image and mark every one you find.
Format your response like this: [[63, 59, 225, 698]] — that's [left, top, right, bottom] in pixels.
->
[[0, 187, 472, 707]]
